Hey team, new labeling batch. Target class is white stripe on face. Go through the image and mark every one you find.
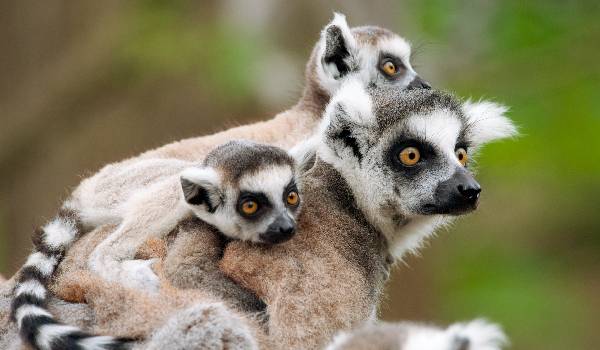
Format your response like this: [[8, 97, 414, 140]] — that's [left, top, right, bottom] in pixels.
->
[[406, 109, 463, 161], [238, 165, 294, 211]]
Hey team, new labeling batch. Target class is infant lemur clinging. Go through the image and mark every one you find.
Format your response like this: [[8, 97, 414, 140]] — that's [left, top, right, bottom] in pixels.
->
[[11, 140, 302, 350]]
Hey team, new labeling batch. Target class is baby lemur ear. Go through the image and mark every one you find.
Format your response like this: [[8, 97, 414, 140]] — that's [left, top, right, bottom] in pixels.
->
[[462, 100, 518, 147], [319, 12, 357, 81], [180, 167, 223, 213]]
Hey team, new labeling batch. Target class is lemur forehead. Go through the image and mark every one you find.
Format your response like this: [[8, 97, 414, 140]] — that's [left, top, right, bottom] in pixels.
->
[[204, 141, 295, 184], [352, 26, 410, 58], [238, 165, 295, 198], [367, 88, 465, 133], [351, 26, 396, 45]]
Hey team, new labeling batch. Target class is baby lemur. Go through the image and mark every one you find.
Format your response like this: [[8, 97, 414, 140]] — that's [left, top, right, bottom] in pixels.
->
[[10, 140, 301, 350]]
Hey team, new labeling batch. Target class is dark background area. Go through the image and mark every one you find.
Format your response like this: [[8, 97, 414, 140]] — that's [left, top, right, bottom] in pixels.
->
[[1, 1, 598, 349]]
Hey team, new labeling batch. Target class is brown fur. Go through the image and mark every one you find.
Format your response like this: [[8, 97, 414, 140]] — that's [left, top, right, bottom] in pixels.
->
[[219, 160, 393, 349]]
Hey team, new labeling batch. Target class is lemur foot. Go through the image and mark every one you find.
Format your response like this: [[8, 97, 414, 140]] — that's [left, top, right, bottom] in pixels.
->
[[142, 302, 258, 350], [118, 259, 160, 293]]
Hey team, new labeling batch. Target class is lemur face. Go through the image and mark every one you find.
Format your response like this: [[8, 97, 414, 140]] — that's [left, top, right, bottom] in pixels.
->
[[319, 81, 517, 250], [316, 13, 429, 96], [180, 141, 301, 244]]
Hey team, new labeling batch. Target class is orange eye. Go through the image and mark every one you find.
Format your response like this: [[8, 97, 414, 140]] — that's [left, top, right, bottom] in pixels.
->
[[382, 61, 397, 76], [287, 191, 300, 206], [241, 200, 258, 216], [456, 148, 468, 166], [399, 147, 421, 166]]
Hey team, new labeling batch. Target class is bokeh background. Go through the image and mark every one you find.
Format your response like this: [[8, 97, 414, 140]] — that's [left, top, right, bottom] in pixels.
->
[[1, 1, 598, 349]]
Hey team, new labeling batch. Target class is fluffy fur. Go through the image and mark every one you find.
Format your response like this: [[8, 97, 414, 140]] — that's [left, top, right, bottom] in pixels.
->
[[325, 320, 507, 350], [3, 80, 515, 349], [10, 141, 298, 349]]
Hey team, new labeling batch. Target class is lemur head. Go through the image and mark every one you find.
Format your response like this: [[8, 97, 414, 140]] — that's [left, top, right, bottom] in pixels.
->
[[180, 141, 301, 244], [317, 80, 517, 257], [302, 13, 428, 109]]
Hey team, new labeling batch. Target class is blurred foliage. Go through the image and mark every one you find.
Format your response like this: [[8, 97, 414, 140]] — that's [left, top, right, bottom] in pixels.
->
[[0, 1, 598, 349]]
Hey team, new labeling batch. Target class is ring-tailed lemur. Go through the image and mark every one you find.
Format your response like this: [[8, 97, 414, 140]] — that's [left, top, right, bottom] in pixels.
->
[[219, 79, 517, 349], [11, 141, 302, 350]]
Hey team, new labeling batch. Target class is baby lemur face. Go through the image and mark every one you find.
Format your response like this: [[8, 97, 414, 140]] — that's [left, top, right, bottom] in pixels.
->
[[318, 80, 517, 255], [315, 13, 429, 97], [180, 141, 301, 244]]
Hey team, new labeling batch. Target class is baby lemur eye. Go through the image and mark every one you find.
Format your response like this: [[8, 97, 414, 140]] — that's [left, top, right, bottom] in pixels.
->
[[240, 200, 259, 216], [398, 147, 421, 166], [286, 191, 300, 206], [455, 147, 468, 166]]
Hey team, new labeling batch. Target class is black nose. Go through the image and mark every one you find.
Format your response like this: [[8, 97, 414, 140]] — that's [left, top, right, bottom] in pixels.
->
[[259, 215, 296, 244], [458, 182, 481, 203], [429, 168, 482, 215], [407, 75, 432, 90]]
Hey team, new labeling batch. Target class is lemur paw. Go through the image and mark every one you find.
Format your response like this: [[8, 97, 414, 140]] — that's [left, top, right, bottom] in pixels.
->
[[445, 319, 508, 350], [119, 259, 161, 293], [143, 302, 258, 350]]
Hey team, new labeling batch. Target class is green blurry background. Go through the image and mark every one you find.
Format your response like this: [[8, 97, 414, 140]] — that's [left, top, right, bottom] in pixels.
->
[[0, 1, 598, 349]]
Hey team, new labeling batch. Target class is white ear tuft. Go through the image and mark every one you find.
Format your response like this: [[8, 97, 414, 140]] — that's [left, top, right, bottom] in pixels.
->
[[463, 100, 518, 146], [325, 78, 373, 125], [180, 167, 222, 210]]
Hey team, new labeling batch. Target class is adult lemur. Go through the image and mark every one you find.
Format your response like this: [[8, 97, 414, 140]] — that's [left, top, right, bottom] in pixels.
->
[[9, 13, 429, 350], [20, 81, 515, 350]]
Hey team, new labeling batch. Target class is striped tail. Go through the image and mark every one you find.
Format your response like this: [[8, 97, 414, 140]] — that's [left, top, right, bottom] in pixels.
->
[[10, 209, 129, 350]]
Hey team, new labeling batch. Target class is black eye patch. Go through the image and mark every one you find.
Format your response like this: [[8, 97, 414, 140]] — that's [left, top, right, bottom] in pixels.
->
[[386, 138, 437, 175], [334, 126, 363, 162], [236, 192, 271, 219]]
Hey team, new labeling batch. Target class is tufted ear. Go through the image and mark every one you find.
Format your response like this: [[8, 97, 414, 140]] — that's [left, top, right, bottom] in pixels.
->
[[318, 13, 357, 83], [321, 79, 373, 162], [180, 167, 223, 213], [462, 100, 518, 147]]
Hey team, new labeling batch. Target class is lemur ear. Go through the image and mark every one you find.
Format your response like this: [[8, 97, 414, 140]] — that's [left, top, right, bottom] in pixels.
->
[[319, 13, 357, 81], [321, 79, 373, 162], [180, 167, 222, 213], [326, 78, 373, 126], [462, 100, 518, 147]]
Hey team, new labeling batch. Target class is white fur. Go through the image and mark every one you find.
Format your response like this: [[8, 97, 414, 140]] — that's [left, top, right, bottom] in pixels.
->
[[447, 319, 508, 350], [391, 216, 449, 259], [37, 324, 81, 350], [78, 336, 120, 350], [24, 252, 57, 277], [42, 217, 78, 250], [180, 167, 221, 190], [403, 325, 457, 350], [324, 331, 353, 350], [462, 100, 517, 147], [14, 305, 52, 329], [15, 279, 47, 299], [406, 110, 463, 161], [327, 77, 373, 125]]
